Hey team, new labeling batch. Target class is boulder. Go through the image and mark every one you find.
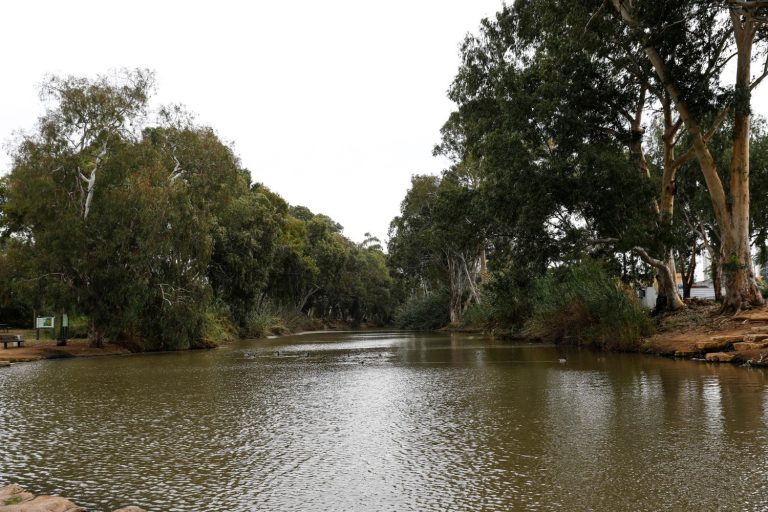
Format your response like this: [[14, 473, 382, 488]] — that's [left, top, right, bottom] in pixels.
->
[[710, 334, 744, 343], [0, 486, 35, 506], [695, 339, 731, 352], [705, 352, 736, 362], [742, 334, 768, 343], [0, 485, 141, 512], [733, 341, 768, 351]]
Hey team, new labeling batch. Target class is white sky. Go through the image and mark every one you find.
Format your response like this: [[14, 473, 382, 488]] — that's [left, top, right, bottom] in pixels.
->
[[2, 2, 766, 245], [0, 0, 505, 243]]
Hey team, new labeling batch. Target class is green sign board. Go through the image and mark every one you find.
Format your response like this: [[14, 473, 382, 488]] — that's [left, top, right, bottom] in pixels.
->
[[36, 317, 55, 329]]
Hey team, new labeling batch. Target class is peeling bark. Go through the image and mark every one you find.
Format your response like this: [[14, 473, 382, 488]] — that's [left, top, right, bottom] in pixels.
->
[[78, 143, 107, 220]]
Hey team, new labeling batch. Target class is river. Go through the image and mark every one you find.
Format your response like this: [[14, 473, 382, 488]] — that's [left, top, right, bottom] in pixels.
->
[[0, 331, 767, 511]]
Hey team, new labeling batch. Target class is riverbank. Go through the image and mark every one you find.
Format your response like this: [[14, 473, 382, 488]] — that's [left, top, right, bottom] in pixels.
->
[[0, 331, 131, 363], [0, 322, 379, 365], [638, 301, 768, 366], [0, 484, 143, 511]]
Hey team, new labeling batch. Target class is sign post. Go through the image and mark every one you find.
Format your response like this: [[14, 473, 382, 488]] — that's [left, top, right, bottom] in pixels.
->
[[35, 316, 55, 341]]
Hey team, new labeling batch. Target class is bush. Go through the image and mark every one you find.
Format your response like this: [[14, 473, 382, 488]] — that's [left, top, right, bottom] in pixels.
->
[[243, 300, 318, 338], [201, 305, 238, 346], [526, 260, 653, 350], [462, 301, 494, 329], [480, 268, 537, 330], [395, 292, 450, 330], [66, 315, 91, 339]]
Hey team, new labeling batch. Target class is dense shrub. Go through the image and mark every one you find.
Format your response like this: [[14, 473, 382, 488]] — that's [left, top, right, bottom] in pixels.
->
[[479, 268, 538, 330], [201, 305, 239, 346], [395, 292, 450, 330], [462, 301, 494, 329], [243, 301, 321, 338], [526, 260, 653, 350]]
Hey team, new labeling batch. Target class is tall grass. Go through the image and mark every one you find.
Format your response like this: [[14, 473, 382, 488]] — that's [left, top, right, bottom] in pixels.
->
[[243, 300, 322, 338], [526, 260, 653, 350]]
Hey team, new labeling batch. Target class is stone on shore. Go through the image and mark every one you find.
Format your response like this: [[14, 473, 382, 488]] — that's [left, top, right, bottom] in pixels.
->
[[0, 484, 83, 512], [705, 352, 736, 362], [695, 339, 731, 352], [674, 348, 697, 358], [0, 485, 144, 512], [0, 361, 10, 368], [733, 341, 768, 351], [710, 334, 744, 343], [742, 334, 768, 343]]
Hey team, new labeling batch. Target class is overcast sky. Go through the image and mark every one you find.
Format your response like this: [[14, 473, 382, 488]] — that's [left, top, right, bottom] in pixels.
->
[[0, 0, 506, 243], [3, 2, 767, 244]]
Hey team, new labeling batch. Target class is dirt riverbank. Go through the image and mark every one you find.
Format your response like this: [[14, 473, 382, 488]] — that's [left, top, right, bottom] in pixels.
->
[[0, 330, 130, 363], [641, 301, 768, 366]]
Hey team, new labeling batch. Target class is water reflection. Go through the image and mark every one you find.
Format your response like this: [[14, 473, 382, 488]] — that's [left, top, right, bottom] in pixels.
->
[[0, 332, 767, 511]]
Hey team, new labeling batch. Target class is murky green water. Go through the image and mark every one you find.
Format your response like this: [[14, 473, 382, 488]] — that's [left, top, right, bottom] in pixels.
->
[[1, 331, 767, 511]]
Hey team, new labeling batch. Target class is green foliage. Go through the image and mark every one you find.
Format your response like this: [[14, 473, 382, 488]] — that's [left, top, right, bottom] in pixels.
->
[[243, 301, 320, 338], [394, 293, 450, 331], [66, 315, 91, 339], [480, 268, 537, 330], [526, 261, 654, 350], [202, 305, 238, 346], [0, 71, 399, 349], [388, 173, 486, 325], [461, 301, 493, 329]]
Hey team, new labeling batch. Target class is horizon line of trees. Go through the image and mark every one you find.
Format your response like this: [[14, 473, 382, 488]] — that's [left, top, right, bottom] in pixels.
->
[[0, 70, 399, 350]]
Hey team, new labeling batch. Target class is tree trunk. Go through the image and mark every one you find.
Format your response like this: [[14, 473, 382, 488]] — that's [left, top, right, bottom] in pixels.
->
[[721, 232, 763, 311], [682, 247, 696, 299], [446, 256, 465, 325], [634, 247, 685, 312], [88, 322, 105, 348], [611, 1, 765, 312], [630, 87, 685, 310], [720, 13, 765, 312], [713, 257, 723, 302]]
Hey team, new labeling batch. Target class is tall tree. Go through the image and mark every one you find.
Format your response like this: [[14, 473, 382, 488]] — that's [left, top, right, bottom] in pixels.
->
[[604, 0, 768, 311]]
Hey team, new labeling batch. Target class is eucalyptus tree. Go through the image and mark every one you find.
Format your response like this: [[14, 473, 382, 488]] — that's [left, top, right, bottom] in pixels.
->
[[388, 173, 486, 324], [3, 71, 260, 348], [441, 0, 768, 312], [438, 3, 673, 312], [598, 0, 768, 311]]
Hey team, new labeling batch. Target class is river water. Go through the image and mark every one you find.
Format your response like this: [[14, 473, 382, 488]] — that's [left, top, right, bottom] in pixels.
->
[[1, 331, 767, 511]]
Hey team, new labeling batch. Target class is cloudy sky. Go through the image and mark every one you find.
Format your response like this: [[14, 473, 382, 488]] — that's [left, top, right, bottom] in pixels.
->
[[3, 2, 767, 244], [0, 0, 505, 243]]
